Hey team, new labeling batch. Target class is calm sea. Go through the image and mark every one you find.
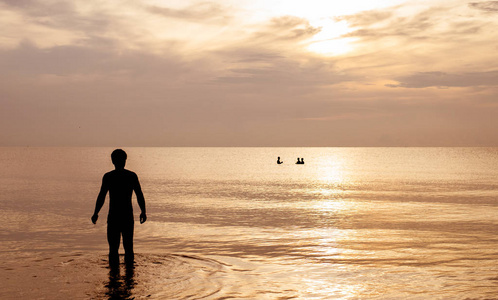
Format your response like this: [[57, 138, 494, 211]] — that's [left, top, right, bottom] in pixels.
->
[[2, 147, 498, 299]]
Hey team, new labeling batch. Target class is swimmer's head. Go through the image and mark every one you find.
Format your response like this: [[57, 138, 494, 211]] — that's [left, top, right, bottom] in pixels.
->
[[111, 149, 127, 169]]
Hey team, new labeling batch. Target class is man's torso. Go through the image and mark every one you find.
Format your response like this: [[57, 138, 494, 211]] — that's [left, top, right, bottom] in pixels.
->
[[104, 169, 137, 223]]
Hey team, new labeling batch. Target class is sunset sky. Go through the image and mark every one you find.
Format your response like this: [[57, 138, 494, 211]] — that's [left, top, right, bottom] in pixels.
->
[[1, 0, 497, 146]]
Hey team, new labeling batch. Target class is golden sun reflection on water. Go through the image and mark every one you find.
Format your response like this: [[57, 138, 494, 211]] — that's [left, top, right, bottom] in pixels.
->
[[313, 152, 348, 183], [282, 227, 364, 298], [316, 164, 345, 183], [308, 153, 351, 204], [299, 275, 364, 299], [299, 153, 370, 297]]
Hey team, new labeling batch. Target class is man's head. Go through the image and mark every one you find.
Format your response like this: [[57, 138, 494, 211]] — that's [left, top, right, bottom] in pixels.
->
[[111, 149, 127, 169]]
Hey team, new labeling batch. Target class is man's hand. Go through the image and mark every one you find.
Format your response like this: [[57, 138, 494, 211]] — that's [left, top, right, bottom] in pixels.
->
[[91, 214, 98, 224], [140, 212, 147, 224]]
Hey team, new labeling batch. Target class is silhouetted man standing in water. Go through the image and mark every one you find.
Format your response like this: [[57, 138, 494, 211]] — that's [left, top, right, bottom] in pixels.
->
[[92, 149, 147, 267]]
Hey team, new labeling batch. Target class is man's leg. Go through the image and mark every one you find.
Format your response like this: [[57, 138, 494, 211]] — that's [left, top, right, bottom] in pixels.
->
[[122, 221, 134, 266], [107, 223, 121, 267]]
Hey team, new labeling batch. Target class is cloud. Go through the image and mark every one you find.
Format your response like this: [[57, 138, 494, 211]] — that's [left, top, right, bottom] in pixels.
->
[[146, 2, 230, 24], [0, 39, 189, 78], [0, 0, 36, 8], [152, 15, 343, 90], [0, 0, 110, 33], [334, 2, 496, 89], [342, 6, 454, 40], [227, 50, 284, 63], [337, 2, 491, 59], [215, 57, 350, 89], [249, 16, 321, 44], [207, 16, 351, 89], [386, 71, 498, 88], [336, 9, 393, 27], [469, 1, 498, 12]]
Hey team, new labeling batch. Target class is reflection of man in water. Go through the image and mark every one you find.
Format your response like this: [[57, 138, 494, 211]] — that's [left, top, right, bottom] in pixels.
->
[[92, 149, 147, 267]]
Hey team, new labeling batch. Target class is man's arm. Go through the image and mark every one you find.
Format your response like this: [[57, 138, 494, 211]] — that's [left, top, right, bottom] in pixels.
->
[[92, 175, 108, 224], [134, 175, 147, 224]]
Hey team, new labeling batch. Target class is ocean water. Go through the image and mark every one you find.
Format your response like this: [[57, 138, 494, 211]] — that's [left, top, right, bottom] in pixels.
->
[[2, 147, 498, 299]]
